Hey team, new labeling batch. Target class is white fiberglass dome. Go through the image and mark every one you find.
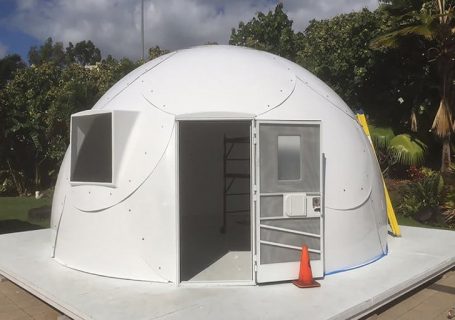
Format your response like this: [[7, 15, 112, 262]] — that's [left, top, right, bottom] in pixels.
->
[[51, 45, 387, 284]]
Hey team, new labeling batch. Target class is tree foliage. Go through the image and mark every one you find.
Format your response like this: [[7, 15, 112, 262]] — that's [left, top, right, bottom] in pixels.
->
[[28, 37, 67, 66], [0, 54, 26, 88], [229, 3, 300, 61], [370, 125, 428, 175], [66, 40, 102, 66], [229, 5, 430, 130], [372, 0, 455, 171], [0, 38, 143, 195], [28, 37, 102, 67], [148, 46, 170, 60], [389, 134, 428, 165], [296, 9, 391, 107], [0, 63, 62, 193]]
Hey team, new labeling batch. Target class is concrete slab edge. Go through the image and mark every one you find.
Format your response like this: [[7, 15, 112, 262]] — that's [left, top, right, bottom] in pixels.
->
[[1, 253, 454, 320], [335, 257, 455, 320], [0, 267, 86, 320]]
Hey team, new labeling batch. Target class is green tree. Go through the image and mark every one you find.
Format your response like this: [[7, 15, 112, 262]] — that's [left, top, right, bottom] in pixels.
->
[[66, 40, 102, 66], [1, 38, 145, 195], [296, 9, 393, 108], [98, 56, 142, 92], [0, 54, 26, 88], [229, 3, 300, 61], [371, 0, 455, 172], [370, 125, 428, 175], [28, 37, 66, 66], [0, 63, 62, 194], [296, 6, 440, 143], [29, 38, 103, 67], [148, 46, 170, 60], [0, 60, 132, 194]]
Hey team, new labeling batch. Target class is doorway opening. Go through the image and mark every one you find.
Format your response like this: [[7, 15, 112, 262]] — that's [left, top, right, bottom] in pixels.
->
[[179, 121, 252, 282]]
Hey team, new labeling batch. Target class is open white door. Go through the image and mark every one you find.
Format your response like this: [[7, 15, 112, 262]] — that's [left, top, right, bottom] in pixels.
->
[[255, 121, 323, 283]]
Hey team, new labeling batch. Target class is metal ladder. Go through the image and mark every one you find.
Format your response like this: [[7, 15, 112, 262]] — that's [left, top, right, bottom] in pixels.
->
[[220, 135, 250, 234]]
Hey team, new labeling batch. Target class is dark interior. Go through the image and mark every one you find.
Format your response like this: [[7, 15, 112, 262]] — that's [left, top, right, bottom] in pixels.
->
[[179, 121, 252, 282], [71, 113, 112, 183]]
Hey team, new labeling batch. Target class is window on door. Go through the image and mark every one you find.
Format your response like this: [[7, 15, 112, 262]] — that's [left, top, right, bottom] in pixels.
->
[[277, 136, 301, 181]]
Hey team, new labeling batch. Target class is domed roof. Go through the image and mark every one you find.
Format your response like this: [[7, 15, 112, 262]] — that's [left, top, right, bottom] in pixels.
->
[[93, 45, 354, 119]]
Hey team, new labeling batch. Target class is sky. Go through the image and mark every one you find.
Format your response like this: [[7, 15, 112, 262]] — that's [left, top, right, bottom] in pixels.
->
[[0, 0, 379, 61]]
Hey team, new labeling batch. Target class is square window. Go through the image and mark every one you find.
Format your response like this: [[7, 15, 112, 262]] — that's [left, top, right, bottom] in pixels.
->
[[71, 113, 112, 183]]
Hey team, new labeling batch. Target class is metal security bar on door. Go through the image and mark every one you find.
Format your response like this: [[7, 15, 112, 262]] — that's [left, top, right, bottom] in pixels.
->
[[255, 121, 323, 283]]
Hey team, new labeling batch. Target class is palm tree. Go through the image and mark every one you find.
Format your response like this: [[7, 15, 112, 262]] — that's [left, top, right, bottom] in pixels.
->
[[371, 0, 455, 172], [370, 125, 428, 176]]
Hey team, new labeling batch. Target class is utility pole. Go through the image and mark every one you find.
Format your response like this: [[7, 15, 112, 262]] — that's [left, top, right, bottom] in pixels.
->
[[141, 0, 145, 60]]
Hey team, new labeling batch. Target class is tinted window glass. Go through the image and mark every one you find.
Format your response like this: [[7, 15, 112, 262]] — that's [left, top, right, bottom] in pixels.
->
[[277, 135, 301, 180], [71, 113, 112, 183]]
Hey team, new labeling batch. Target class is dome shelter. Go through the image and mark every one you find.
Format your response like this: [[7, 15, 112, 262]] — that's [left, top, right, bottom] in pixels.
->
[[50, 45, 388, 284]]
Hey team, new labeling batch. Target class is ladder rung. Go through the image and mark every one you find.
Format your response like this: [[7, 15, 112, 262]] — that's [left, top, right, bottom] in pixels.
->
[[225, 137, 249, 143], [225, 210, 250, 213], [225, 158, 250, 161], [225, 173, 250, 178], [226, 193, 250, 196]]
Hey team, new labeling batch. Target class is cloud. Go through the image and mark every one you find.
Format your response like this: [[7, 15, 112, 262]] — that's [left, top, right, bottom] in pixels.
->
[[0, 42, 8, 58], [284, 0, 379, 31], [5, 0, 378, 59]]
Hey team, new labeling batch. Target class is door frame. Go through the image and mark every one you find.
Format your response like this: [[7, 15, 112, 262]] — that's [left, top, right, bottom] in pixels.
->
[[175, 118, 256, 286], [253, 120, 324, 283]]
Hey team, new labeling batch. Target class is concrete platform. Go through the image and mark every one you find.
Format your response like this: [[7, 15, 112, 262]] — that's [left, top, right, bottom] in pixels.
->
[[0, 226, 454, 320]]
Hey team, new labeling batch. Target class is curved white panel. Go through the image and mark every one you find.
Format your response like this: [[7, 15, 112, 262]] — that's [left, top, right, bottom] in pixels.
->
[[50, 149, 70, 253], [140, 46, 296, 115], [92, 52, 176, 110], [54, 129, 177, 282], [269, 53, 356, 119], [324, 202, 386, 273], [54, 201, 167, 282], [51, 149, 70, 230], [69, 106, 174, 212]]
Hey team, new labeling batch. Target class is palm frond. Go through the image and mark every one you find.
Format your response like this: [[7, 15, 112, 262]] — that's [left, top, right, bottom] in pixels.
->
[[371, 5, 442, 50], [370, 31, 400, 49], [411, 109, 418, 132], [371, 24, 434, 49], [370, 125, 395, 149], [388, 134, 428, 166], [431, 98, 453, 138], [399, 25, 435, 39]]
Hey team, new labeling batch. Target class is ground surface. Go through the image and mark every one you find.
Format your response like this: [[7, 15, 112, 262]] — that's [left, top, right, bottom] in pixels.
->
[[0, 278, 61, 320], [364, 269, 455, 320], [0, 270, 453, 320]]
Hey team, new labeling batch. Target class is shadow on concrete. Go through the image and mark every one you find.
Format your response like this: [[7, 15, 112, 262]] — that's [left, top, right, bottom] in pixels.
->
[[27, 205, 51, 221], [0, 219, 44, 235]]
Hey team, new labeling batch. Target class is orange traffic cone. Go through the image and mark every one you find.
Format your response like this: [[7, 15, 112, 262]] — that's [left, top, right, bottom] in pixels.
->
[[292, 245, 320, 288]]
